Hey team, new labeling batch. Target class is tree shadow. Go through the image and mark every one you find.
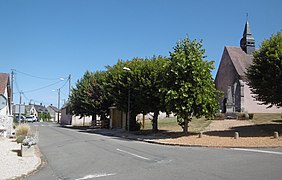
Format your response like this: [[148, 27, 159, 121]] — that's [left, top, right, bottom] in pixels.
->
[[272, 119, 282, 123], [204, 123, 282, 137]]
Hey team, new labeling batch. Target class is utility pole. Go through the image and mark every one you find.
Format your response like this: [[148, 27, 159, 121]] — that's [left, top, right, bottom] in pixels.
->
[[68, 74, 71, 98], [11, 70, 14, 108], [57, 89, 60, 124], [19, 91, 22, 124]]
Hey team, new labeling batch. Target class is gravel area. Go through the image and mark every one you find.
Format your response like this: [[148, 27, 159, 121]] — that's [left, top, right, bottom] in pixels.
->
[[156, 120, 282, 147], [0, 138, 41, 180]]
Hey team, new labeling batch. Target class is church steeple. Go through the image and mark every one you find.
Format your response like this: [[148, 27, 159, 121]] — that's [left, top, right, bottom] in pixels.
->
[[240, 21, 255, 54]]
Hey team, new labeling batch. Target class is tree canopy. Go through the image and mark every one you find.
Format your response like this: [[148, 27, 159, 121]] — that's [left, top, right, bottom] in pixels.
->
[[69, 36, 220, 133], [163, 37, 220, 134], [246, 31, 282, 108]]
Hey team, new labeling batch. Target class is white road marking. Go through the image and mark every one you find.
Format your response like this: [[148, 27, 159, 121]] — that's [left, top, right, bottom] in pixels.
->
[[231, 148, 282, 155], [75, 173, 116, 180], [116, 148, 151, 161]]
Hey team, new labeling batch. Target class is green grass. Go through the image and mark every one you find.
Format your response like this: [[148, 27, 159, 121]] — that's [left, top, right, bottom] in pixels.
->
[[250, 113, 282, 124], [142, 116, 212, 133]]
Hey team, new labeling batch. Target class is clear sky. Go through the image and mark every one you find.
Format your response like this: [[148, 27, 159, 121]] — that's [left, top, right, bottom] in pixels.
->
[[1, 0, 281, 108]]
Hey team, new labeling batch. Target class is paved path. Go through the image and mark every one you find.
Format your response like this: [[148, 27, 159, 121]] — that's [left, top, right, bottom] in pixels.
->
[[26, 122, 282, 180]]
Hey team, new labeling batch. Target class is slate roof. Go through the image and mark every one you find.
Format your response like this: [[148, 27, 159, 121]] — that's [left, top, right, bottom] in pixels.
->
[[225, 46, 254, 80], [47, 105, 59, 112], [34, 104, 48, 113], [0, 73, 9, 94]]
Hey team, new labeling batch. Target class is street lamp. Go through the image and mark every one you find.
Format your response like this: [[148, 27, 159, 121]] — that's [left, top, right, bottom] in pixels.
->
[[123, 67, 131, 131], [52, 89, 60, 124]]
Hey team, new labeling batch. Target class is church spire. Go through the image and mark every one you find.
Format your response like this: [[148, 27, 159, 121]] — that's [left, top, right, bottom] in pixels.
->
[[240, 20, 255, 54]]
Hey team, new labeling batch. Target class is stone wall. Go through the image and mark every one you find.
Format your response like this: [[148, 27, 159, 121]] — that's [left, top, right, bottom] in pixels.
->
[[0, 115, 13, 137]]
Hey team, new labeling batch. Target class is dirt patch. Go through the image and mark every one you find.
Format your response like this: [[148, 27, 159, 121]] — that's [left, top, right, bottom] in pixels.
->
[[155, 120, 282, 147]]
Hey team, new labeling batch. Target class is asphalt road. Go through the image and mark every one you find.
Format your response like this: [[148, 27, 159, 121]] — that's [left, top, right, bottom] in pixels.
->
[[26, 122, 282, 180]]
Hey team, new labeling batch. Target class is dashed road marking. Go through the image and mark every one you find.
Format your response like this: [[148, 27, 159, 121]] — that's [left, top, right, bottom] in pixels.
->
[[231, 148, 282, 155], [117, 148, 151, 161], [75, 173, 116, 180]]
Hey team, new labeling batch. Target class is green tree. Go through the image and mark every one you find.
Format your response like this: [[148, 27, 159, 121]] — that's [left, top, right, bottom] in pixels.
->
[[133, 56, 168, 131], [69, 71, 111, 126], [246, 31, 282, 108], [164, 37, 220, 134], [105, 57, 168, 131]]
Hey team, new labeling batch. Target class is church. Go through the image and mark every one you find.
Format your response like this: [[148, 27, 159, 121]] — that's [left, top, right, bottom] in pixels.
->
[[215, 21, 281, 114]]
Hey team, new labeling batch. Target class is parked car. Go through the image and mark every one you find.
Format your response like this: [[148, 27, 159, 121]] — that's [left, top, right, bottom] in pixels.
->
[[26, 116, 37, 122], [15, 115, 26, 122]]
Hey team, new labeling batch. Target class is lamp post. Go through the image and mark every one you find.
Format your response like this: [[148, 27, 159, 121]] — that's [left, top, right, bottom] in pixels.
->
[[123, 67, 131, 131], [52, 89, 60, 124]]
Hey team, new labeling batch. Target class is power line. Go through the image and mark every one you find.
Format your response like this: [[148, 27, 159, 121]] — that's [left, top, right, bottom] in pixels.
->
[[23, 80, 64, 94], [12, 69, 68, 81]]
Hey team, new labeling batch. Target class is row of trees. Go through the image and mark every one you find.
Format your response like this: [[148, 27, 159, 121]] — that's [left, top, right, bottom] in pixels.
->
[[69, 37, 221, 134]]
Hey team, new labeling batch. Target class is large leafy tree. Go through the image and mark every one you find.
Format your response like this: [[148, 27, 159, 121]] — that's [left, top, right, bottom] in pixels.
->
[[129, 56, 168, 131], [105, 57, 167, 131], [164, 37, 220, 134], [246, 31, 282, 108], [69, 71, 111, 126]]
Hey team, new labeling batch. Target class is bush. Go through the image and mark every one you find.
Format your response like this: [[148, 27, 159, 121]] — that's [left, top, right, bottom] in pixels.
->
[[213, 113, 225, 120], [248, 113, 254, 119], [15, 123, 30, 143], [237, 112, 249, 120]]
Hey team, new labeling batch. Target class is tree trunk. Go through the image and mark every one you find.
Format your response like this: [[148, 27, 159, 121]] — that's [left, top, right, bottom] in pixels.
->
[[91, 114, 97, 127], [183, 118, 189, 135], [152, 110, 159, 131]]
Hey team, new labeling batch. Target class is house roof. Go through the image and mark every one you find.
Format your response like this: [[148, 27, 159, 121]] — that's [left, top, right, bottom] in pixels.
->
[[225, 46, 253, 80], [47, 105, 59, 112], [0, 73, 9, 94], [34, 104, 48, 113]]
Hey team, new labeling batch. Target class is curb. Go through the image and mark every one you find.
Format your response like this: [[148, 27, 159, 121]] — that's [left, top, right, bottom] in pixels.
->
[[14, 145, 45, 180], [93, 131, 282, 149]]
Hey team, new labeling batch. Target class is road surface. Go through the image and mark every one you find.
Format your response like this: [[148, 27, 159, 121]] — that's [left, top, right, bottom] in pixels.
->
[[26, 122, 282, 180]]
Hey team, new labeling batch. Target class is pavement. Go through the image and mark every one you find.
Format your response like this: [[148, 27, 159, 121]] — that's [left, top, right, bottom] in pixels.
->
[[0, 138, 41, 180]]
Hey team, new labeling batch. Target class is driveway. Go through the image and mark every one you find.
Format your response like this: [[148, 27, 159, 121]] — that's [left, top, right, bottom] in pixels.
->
[[26, 122, 282, 180]]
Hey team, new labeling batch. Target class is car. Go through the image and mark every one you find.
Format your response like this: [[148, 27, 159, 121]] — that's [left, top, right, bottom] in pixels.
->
[[26, 116, 37, 122], [15, 115, 26, 122]]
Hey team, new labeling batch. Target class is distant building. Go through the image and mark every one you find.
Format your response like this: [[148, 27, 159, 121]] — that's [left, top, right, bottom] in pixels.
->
[[47, 104, 60, 122], [215, 21, 281, 114], [0, 73, 13, 137], [60, 101, 93, 126]]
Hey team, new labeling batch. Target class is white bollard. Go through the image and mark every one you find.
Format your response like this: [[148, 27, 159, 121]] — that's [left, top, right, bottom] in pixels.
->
[[274, 132, 279, 139], [234, 132, 239, 139]]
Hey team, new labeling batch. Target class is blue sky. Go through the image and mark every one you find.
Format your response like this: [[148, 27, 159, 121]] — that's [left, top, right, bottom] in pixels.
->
[[1, 0, 281, 108]]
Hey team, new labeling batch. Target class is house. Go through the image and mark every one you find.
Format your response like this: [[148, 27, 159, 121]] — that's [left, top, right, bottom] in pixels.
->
[[25, 104, 37, 116], [215, 21, 281, 114], [47, 104, 59, 122], [0, 73, 13, 137], [60, 102, 93, 126]]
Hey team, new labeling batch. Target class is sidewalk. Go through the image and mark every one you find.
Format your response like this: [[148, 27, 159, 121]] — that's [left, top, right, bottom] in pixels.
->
[[0, 137, 41, 180]]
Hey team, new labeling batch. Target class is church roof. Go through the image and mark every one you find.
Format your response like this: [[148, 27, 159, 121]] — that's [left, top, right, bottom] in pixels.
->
[[225, 46, 253, 80]]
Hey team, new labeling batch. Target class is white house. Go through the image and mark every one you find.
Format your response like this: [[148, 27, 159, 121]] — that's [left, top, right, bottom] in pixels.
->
[[60, 102, 93, 126], [0, 73, 13, 137]]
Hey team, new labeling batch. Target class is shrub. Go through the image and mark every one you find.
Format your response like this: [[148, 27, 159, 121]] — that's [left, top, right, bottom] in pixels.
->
[[248, 113, 254, 119], [15, 123, 30, 143], [213, 113, 225, 120], [237, 112, 249, 120]]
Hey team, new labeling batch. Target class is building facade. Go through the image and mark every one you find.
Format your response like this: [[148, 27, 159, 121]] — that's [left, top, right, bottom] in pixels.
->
[[215, 21, 281, 114]]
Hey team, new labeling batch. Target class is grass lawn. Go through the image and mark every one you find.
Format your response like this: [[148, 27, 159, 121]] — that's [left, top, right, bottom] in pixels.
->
[[140, 113, 282, 135], [250, 113, 282, 124], [141, 116, 212, 133]]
